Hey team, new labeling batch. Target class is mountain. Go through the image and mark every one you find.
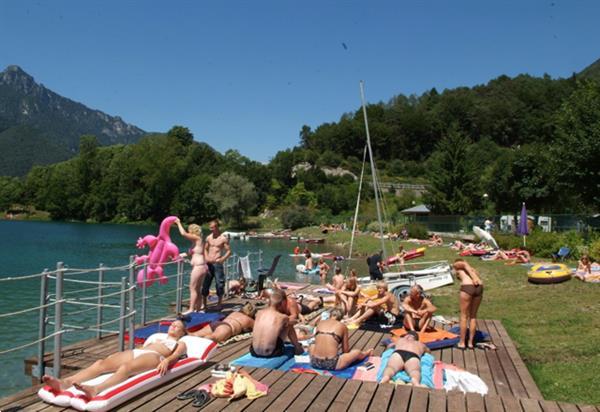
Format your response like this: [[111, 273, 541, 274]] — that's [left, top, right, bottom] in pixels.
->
[[578, 57, 600, 83], [0, 65, 146, 176]]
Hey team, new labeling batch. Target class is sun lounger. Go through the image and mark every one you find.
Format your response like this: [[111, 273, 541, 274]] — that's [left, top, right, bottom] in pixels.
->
[[38, 335, 216, 412]]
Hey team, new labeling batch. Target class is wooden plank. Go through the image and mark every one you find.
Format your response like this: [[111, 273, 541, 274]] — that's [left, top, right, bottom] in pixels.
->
[[473, 342, 496, 395], [466, 393, 485, 412], [389, 384, 412, 412], [364, 331, 384, 352], [463, 346, 478, 374], [451, 347, 465, 369], [220, 369, 289, 412], [520, 398, 543, 412], [484, 394, 505, 412], [538, 400, 562, 412], [446, 391, 466, 412], [286, 375, 330, 412], [484, 320, 528, 399], [441, 347, 452, 365], [368, 381, 395, 411], [578, 406, 600, 412], [266, 373, 314, 412], [408, 387, 429, 412], [431, 348, 442, 361], [241, 371, 299, 412], [557, 402, 580, 412], [327, 379, 361, 412], [481, 342, 512, 396], [306, 376, 346, 412], [353, 331, 375, 351], [347, 381, 377, 412], [493, 320, 543, 400], [502, 395, 524, 412], [428, 389, 446, 412]]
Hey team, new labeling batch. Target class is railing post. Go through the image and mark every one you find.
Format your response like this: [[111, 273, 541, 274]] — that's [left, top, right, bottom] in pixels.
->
[[141, 262, 147, 325], [128, 256, 136, 350], [175, 260, 183, 314], [36, 269, 49, 382], [53, 262, 64, 378], [96, 263, 104, 340], [118, 277, 126, 352]]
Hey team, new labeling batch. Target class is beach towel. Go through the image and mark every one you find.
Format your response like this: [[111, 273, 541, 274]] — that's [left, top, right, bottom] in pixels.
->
[[277, 282, 307, 290], [443, 368, 488, 395], [280, 355, 380, 381], [239, 256, 253, 280], [376, 349, 435, 388], [125, 312, 224, 344], [447, 326, 489, 343], [201, 371, 269, 401], [231, 344, 295, 369], [390, 327, 459, 350]]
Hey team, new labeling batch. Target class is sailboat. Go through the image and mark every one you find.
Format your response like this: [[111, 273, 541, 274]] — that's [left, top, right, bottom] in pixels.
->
[[349, 81, 454, 301]]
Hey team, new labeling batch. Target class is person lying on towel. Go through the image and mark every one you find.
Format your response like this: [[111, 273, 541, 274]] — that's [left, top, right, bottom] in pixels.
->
[[42, 318, 188, 399], [402, 285, 436, 332], [250, 289, 303, 357], [344, 281, 400, 326], [380, 330, 430, 386], [309, 307, 373, 370], [191, 302, 256, 343]]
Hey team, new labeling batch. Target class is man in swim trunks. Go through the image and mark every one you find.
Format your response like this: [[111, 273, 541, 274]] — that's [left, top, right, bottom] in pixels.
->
[[327, 266, 345, 291], [251, 289, 303, 357], [380, 330, 429, 385], [191, 302, 256, 343], [202, 220, 231, 310], [402, 285, 436, 332]]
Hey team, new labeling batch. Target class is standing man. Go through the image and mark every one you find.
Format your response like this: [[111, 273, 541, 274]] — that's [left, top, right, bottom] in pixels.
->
[[202, 220, 231, 310], [367, 250, 384, 281]]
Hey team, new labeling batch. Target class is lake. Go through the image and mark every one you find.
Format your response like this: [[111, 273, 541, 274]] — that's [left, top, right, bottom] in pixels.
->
[[0, 220, 340, 398]]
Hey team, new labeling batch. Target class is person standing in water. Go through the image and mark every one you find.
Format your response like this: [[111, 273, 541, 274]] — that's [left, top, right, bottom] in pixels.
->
[[202, 220, 231, 310]]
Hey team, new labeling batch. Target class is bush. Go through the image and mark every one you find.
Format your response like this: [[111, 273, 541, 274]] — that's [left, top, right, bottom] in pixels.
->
[[280, 206, 315, 230], [494, 233, 523, 250], [367, 221, 390, 232], [524, 230, 563, 258], [406, 223, 429, 239], [589, 239, 600, 262]]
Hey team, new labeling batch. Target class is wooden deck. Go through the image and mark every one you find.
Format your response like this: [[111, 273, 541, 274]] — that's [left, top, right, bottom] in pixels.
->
[[1, 285, 598, 411]]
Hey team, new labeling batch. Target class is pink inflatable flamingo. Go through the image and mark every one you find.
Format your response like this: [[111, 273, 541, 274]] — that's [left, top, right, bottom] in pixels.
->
[[135, 216, 180, 286]]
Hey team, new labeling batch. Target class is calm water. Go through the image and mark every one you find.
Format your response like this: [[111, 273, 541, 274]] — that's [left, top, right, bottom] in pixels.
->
[[0, 220, 339, 398]]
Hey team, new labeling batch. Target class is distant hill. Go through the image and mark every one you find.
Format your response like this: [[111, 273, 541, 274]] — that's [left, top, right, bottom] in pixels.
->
[[0, 65, 146, 176], [579, 57, 600, 83]]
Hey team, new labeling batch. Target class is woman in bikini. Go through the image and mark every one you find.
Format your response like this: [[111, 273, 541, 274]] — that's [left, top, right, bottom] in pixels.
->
[[309, 308, 373, 370], [43, 319, 188, 398], [175, 218, 208, 313], [453, 259, 484, 349], [318, 257, 330, 285], [336, 272, 362, 316], [191, 302, 256, 343]]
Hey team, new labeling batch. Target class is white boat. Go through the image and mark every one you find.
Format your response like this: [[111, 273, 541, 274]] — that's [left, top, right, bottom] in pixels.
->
[[357, 261, 454, 301], [223, 231, 248, 240], [288, 252, 333, 259]]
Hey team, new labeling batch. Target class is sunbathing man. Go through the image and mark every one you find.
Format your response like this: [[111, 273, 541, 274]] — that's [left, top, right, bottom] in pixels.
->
[[380, 330, 430, 385], [309, 307, 373, 370], [191, 302, 255, 343], [345, 281, 400, 326], [402, 285, 436, 332], [327, 266, 345, 291], [43, 319, 188, 398], [250, 289, 303, 357]]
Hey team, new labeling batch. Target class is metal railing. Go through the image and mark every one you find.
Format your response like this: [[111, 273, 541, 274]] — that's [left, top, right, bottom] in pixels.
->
[[0, 249, 264, 382]]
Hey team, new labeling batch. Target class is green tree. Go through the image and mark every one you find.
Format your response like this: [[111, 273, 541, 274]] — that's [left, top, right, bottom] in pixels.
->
[[167, 125, 194, 146], [171, 174, 217, 223], [285, 182, 317, 207], [425, 128, 480, 214], [209, 172, 258, 226], [0, 176, 23, 210], [552, 80, 600, 208]]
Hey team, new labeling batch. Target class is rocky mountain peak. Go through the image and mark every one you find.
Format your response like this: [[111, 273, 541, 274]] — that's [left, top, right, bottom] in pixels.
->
[[1, 65, 37, 94]]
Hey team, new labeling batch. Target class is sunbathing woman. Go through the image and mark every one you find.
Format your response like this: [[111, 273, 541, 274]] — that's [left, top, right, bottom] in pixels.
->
[[309, 308, 373, 370], [453, 259, 483, 349], [175, 218, 208, 313], [505, 249, 530, 265], [43, 319, 188, 398], [191, 302, 256, 342]]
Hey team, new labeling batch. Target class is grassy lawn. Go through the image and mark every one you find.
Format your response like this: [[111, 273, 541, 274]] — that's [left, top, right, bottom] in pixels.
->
[[295, 227, 600, 405]]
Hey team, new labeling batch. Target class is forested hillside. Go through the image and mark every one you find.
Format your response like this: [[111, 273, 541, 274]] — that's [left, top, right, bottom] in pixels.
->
[[1, 62, 599, 226]]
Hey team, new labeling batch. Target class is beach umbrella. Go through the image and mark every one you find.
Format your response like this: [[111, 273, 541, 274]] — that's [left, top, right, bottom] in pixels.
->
[[517, 202, 529, 247]]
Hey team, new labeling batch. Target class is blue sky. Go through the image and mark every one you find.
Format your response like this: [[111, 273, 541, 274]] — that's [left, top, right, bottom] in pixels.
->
[[1, 1, 599, 162]]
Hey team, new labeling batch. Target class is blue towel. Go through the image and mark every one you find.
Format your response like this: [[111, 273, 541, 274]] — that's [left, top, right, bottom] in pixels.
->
[[278, 354, 368, 379], [232, 344, 295, 369], [376, 349, 435, 387], [448, 327, 489, 343]]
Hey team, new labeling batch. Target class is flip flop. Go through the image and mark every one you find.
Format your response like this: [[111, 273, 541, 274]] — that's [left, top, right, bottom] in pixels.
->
[[191, 389, 210, 408], [177, 388, 199, 400]]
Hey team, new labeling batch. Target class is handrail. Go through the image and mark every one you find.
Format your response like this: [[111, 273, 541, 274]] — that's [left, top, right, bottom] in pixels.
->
[[0, 330, 68, 355], [0, 299, 64, 319]]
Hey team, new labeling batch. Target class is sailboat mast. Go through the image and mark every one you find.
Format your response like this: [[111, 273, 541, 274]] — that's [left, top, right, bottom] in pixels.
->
[[348, 145, 367, 259], [359, 80, 386, 258]]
